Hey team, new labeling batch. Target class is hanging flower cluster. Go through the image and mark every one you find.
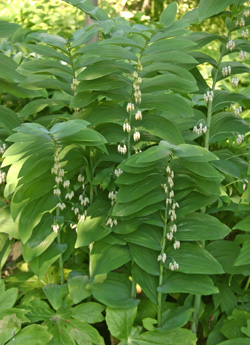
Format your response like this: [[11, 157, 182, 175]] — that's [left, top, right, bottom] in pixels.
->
[[114, 168, 123, 178], [226, 39, 235, 51], [239, 50, 247, 60], [158, 165, 180, 271], [242, 29, 249, 38], [203, 90, 214, 103], [0, 170, 6, 185], [236, 134, 244, 145], [231, 77, 239, 87], [221, 66, 231, 77], [243, 179, 249, 191], [193, 122, 208, 135], [118, 60, 144, 156]]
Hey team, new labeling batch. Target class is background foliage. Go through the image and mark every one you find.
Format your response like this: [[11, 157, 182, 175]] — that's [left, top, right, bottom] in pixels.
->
[[1, 0, 250, 344]]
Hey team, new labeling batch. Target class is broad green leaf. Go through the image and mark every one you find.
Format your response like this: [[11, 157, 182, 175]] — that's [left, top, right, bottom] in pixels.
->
[[234, 239, 250, 266], [141, 51, 198, 65], [241, 320, 250, 337], [122, 224, 161, 251], [0, 234, 11, 270], [166, 243, 224, 274], [143, 38, 196, 56], [0, 106, 21, 135], [170, 143, 218, 162], [25, 299, 54, 323], [234, 215, 250, 232], [131, 328, 196, 345], [6, 324, 52, 345], [19, 99, 68, 119], [70, 319, 105, 345], [116, 175, 165, 203], [210, 112, 249, 143], [42, 284, 63, 311], [18, 194, 57, 243], [0, 21, 20, 37], [90, 242, 131, 278], [0, 54, 24, 83], [0, 314, 22, 345], [47, 320, 75, 345], [141, 74, 198, 93], [112, 188, 165, 217], [138, 115, 184, 145], [220, 309, 250, 339], [71, 302, 105, 323], [162, 306, 193, 331], [129, 244, 159, 276], [0, 281, 18, 311], [176, 192, 218, 218], [198, 0, 233, 22], [76, 216, 110, 248], [141, 93, 193, 118], [217, 340, 250, 345], [76, 74, 131, 92], [160, 2, 177, 27], [68, 275, 91, 304], [213, 281, 237, 315], [159, 271, 219, 295], [22, 214, 57, 262], [206, 240, 250, 275], [106, 307, 137, 341], [92, 273, 140, 309], [176, 213, 230, 241], [132, 264, 158, 304], [78, 60, 132, 80], [29, 243, 67, 280]]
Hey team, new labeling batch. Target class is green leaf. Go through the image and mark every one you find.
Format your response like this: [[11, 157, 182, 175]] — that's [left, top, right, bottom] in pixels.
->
[[198, 0, 233, 22], [112, 188, 165, 217], [131, 328, 197, 345], [18, 99, 68, 119], [68, 275, 91, 304], [158, 271, 219, 295], [129, 244, 159, 276], [141, 74, 198, 94], [217, 340, 250, 345], [166, 243, 224, 274], [160, 2, 177, 27], [206, 240, 250, 275], [234, 215, 250, 232], [0, 106, 21, 135], [70, 319, 105, 345], [6, 324, 52, 345], [234, 239, 250, 266], [0, 234, 11, 270], [29, 243, 67, 280], [42, 284, 63, 311], [176, 213, 230, 241], [90, 242, 131, 278], [0, 54, 25, 83], [22, 214, 57, 262], [220, 309, 250, 339], [141, 93, 193, 118], [0, 21, 20, 38], [18, 194, 57, 243], [162, 306, 193, 331], [138, 115, 184, 145], [122, 224, 161, 251], [0, 314, 22, 345], [71, 302, 105, 323], [92, 273, 140, 309], [132, 265, 158, 305], [241, 320, 250, 337], [0, 285, 18, 311], [106, 307, 137, 341]]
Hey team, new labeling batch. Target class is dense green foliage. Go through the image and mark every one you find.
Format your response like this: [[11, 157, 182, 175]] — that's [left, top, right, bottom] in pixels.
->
[[1, 0, 250, 344]]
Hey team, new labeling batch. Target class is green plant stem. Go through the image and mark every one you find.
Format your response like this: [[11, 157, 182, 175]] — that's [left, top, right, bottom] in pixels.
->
[[157, 209, 168, 327], [56, 203, 64, 285], [245, 276, 250, 291], [192, 36, 227, 335]]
